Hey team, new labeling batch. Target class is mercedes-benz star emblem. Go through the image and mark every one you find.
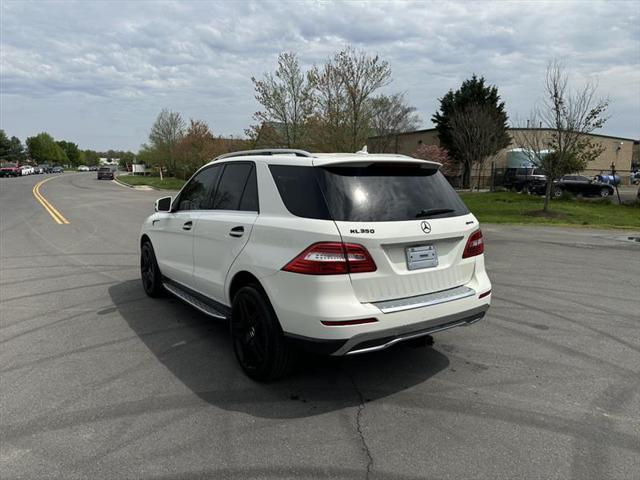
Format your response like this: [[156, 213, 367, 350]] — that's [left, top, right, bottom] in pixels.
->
[[421, 221, 431, 234]]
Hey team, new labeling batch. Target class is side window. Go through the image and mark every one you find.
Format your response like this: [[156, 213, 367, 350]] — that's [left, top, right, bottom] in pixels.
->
[[238, 165, 259, 212], [212, 163, 254, 211], [176, 166, 221, 211]]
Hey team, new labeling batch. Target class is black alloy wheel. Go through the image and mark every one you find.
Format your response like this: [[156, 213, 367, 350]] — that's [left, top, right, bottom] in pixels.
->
[[231, 285, 297, 381], [140, 241, 164, 297], [600, 187, 610, 198]]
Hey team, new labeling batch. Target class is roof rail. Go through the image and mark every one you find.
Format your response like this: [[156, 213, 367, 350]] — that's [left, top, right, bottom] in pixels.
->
[[215, 149, 314, 161]]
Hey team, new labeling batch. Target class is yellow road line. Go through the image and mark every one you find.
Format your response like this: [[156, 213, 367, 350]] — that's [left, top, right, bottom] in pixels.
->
[[33, 176, 70, 224]]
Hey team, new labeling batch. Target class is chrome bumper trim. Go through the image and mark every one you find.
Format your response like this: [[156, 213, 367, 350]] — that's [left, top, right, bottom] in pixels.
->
[[333, 305, 488, 356], [371, 285, 476, 313]]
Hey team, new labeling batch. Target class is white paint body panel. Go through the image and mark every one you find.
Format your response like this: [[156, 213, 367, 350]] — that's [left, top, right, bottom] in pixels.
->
[[141, 153, 492, 348]]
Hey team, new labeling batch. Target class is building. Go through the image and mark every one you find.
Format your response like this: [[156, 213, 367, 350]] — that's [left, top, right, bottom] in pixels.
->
[[99, 157, 120, 167], [369, 128, 638, 186]]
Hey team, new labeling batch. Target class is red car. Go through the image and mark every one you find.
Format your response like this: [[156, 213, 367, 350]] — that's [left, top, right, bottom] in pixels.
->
[[0, 165, 22, 177]]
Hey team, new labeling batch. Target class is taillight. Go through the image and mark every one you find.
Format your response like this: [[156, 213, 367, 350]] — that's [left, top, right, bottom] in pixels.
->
[[283, 242, 377, 275], [462, 230, 484, 258]]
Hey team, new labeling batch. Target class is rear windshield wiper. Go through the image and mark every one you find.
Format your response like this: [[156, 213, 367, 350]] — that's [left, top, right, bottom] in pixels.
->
[[415, 208, 455, 218]]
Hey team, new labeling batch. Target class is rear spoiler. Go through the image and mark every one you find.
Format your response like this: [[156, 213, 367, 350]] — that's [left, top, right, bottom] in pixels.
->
[[312, 157, 441, 169]]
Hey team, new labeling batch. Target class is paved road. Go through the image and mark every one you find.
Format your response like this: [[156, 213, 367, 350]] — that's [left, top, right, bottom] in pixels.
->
[[1, 173, 639, 480]]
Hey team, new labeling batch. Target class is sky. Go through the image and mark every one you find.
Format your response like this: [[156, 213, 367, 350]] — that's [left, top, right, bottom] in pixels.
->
[[1, 0, 639, 152]]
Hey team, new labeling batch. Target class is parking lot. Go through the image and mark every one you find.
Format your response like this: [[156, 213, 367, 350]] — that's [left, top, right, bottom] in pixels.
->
[[1, 172, 639, 479]]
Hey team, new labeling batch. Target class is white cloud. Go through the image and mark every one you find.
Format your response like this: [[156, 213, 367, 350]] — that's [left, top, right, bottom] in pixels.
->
[[1, 0, 638, 150]]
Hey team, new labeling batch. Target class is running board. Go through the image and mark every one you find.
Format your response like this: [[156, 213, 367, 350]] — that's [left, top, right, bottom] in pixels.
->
[[163, 281, 229, 320]]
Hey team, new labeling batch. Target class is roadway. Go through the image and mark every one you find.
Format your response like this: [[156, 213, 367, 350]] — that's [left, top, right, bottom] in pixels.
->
[[1, 172, 639, 479]]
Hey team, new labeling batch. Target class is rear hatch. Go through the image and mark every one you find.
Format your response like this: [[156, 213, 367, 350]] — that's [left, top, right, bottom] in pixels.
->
[[313, 161, 476, 303]]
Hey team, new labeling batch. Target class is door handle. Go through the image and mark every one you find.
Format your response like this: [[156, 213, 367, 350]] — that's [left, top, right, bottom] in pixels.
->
[[182, 221, 193, 231], [229, 226, 244, 238]]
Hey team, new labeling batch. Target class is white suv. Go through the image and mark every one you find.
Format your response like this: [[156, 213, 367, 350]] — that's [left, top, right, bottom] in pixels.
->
[[140, 149, 491, 380]]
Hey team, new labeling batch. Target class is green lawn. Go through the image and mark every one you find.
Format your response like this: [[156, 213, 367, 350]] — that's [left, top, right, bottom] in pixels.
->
[[459, 192, 640, 229], [117, 175, 185, 190]]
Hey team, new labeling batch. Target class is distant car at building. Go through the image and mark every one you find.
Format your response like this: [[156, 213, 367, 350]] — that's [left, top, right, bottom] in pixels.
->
[[78, 165, 90, 172], [503, 167, 547, 194], [52, 166, 64, 173], [97, 165, 117, 180], [553, 175, 615, 198]]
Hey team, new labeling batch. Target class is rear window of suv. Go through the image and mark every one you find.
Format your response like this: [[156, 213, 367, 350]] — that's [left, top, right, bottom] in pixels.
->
[[269, 163, 469, 222]]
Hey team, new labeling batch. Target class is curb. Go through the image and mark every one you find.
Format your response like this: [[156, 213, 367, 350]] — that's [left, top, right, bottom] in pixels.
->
[[113, 176, 158, 191]]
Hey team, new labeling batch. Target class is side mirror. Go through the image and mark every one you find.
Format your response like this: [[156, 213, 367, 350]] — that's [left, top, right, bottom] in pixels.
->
[[155, 196, 172, 212]]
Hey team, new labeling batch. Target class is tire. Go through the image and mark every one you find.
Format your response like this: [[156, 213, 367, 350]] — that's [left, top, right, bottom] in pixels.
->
[[231, 285, 297, 381], [140, 241, 164, 297], [553, 187, 563, 198], [600, 188, 610, 198]]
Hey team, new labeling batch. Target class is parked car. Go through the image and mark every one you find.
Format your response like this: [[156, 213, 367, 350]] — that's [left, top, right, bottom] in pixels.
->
[[503, 167, 547, 194], [20, 166, 35, 175], [553, 175, 615, 198], [97, 165, 116, 180], [0, 165, 21, 177], [89, 166, 98, 171], [78, 165, 90, 172], [139, 149, 491, 380], [51, 166, 64, 173]]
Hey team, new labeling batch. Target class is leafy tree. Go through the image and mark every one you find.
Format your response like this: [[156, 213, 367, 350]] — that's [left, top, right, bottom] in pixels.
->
[[148, 109, 185, 175], [174, 119, 225, 179], [432, 75, 510, 187], [26, 132, 68, 165], [57, 140, 82, 166], [248, 52, 315, 148], [515, 60, 608, 211], [0, 131, 26, 163], [118, 151, 136, 169], [83, 149, 100, 166], [369, 93, 421, 153]]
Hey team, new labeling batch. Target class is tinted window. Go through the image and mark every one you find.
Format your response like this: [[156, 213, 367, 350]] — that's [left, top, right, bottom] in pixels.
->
[[176, 166, 221, 211], [212, 163, 253, 211], [318, 164, 469, 221], [238, 165, 259, 212], [269, 165, 331, 219], [270, 164, 469, 222]]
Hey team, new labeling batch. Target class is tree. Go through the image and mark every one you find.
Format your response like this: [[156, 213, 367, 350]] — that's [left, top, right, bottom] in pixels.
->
[[369, 93, 421, 152], [148, 109, 185, 175], [514, 61, 608, 212], [57, 140, 81, 166], [448, 103, 508, 190], [83, 149, 100, 166], [432, 75, 510, 187], [119, 151, 136, 169], [310, 48, 392, 151], [413, 144, 460, 178], [0, 131, 26, 163], [174, 119, 224, 178], [248, 52, 315, 148], [26, 132, 68, 165]]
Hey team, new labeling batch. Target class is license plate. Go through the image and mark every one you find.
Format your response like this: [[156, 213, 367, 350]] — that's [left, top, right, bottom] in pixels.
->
[[406, 244, 438, 270]]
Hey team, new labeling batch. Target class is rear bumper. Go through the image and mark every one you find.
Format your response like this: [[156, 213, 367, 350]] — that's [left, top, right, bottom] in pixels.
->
[[286, 304, 488, 355], [264, 258, 491, 356]]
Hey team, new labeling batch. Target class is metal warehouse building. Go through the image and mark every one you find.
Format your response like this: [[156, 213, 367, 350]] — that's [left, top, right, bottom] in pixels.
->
[[370, 128, 638, 186]]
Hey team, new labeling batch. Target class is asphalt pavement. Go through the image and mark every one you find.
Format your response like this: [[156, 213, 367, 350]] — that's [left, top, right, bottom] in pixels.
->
[[1, 172, 639, 480]]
